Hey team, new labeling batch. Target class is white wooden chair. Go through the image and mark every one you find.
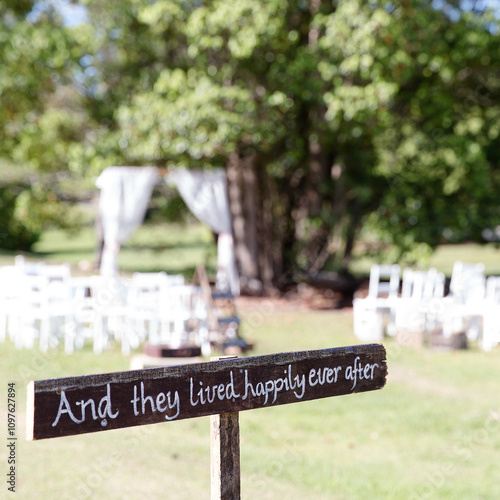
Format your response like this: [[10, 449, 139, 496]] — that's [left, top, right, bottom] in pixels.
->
[[14, 275, 48, 350], [126, 272, 167, 346], [2, 259, 47, 344], [420, 268, 446, 332], [353, 297, 384, 342], [9, 263, 75, 352], [353, 264, 400, 342], [165, 274, 186, 286], [15, 275, 66, 351], [395, 268, 445, 335], [395, 269, 427, 335], [481, 276, 500, 351], [159, 284, 208, 348], [441, 261, 485, 339], [14, 255, 46, 275], [40, 264, 74, 353], [69, 276, 102, 352], [91, 276, 131, 354]]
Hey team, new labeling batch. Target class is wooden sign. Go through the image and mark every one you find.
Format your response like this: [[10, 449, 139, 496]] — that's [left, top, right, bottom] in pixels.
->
[[27, 344, 387, 441]]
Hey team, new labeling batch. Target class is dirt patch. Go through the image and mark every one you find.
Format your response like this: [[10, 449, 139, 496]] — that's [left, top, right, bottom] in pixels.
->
[[235, 283, 353, 311]]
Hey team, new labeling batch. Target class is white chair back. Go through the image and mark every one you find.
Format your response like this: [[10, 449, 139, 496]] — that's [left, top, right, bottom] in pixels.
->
[[14, 255, 46, 275], [483, 276, 500, 351], [485, 276, 500, 304], [368, 264, 400, 299], [449, 261, 485, 304]]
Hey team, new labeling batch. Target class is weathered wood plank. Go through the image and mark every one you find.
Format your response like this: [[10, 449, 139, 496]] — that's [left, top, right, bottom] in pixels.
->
[[211, 412, 240, 500], [27, 344, 387, 441], [210, 356, 241, 500]]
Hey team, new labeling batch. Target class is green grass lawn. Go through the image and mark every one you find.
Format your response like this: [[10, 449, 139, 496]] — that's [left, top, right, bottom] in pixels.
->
[[350, 241, 500, 277], [0, 222, 217, 278], [2, 222, 500, 279], [428, 243, 500, 276], [1, 305, 499, 499]]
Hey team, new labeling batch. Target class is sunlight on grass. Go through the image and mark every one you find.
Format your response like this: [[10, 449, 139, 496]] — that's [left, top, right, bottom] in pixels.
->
[[120, 222, 216, 276], [4, 223, 499, 280], [351, 241, 500, 277], [429, 243, 500, 276], [28, 222, 217, 278]]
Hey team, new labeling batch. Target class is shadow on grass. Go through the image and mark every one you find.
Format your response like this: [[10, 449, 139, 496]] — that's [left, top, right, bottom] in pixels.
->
[[122, 241, 214, 252], [0, 249, 17, 257], [31, 247, 95, 257], [120, 263, 217, 278]]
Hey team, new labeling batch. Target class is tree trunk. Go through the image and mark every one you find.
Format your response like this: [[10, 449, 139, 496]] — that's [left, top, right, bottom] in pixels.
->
[[255, 161, 275, 290], [227, 151, 263, 294], [226, 148, 290, 294]]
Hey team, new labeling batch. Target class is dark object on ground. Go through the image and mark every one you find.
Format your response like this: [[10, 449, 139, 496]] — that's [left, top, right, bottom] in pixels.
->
[[430, 331, 468, 350], [300, 272, 360, 295], [143, 343, 202, 358]]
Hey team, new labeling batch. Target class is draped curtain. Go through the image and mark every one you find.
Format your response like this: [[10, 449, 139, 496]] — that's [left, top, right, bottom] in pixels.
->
[[167, 167, 240, 296], [96, 166, 240, 296], [96, 166, 159, 276]]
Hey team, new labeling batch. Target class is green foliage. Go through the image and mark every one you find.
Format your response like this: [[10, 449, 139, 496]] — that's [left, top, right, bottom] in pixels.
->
[[0, 184, 40, 250], [107, 0, 500, 274], [0, 2, 96, 249], [366, 1, 500, 257], [0, 163, 88, 251], [0, 1, 82, 163], [147, 185, 195, 225], [2, 0, 500, 274]]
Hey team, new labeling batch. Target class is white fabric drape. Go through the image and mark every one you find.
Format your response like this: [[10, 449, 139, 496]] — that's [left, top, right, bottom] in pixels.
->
[[167, 167, 240, 296], [96, 166, 159, 276]]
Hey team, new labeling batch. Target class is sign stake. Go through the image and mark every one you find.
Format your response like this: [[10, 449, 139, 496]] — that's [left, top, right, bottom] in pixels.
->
[[211, 356, 240, 500], [26, 344, 387, 497]]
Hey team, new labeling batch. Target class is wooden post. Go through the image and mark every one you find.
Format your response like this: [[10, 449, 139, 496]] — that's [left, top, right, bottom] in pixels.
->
[[27, 344, 388, 498], [211, 411, 240, 500], [211, 356, 240, 500]]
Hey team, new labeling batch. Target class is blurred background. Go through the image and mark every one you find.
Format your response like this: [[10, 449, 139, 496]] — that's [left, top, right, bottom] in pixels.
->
[[2, 0, 500, 287], [2, 1, 500, 499]]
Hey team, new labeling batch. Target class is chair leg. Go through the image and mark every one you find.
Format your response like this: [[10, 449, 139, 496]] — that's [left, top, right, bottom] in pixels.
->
[[121, 323, 131, 355], [93, 316, 105, 354], [64, 318, 76, 355], [39, 318, 51, 352], [482, 314, 496, 352], [353, 300, 384, 342]]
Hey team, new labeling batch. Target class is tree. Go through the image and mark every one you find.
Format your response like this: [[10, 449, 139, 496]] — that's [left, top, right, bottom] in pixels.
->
[[82, 0, 398, 290], [3, 0, 500, 293], [0, 1, 91, 248], [99, 0, 500, 290], [365, 1, 500, 261]]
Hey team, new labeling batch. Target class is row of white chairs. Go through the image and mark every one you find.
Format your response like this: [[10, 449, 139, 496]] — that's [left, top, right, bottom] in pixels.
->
[[353, 261, 500, 351], [0, 261, 211, 355]]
